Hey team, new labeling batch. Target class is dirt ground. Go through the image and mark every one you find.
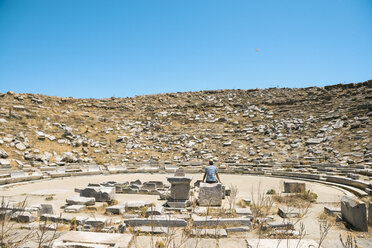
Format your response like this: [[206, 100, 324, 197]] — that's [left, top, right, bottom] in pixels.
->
[[1, 173, 370, 247]]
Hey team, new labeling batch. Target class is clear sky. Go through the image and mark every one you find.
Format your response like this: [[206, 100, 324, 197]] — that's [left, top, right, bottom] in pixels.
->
[[0, 0, 371, 98]]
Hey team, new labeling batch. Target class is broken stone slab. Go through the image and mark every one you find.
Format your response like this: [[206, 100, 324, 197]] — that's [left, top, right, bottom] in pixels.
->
[[130, 179, 142, 185], [166, 200, 190, 209], [134, 226, 169, 234], [106, 204, 126, 215], [226, 226, 250, 233], [147, 181, 164, 188], [278, 207, 300, 218], [52, 231, 133, 248], [341, 195, 368, 232], [80, 187, 115, 202], [192, 215, 251, 227], [269, 229, 301, 237], [198, 183, 223, 206], [123, 200, 153, 209], [64, 205, 85, 213], [10, 212, 35, 223], [262, 221, 294, 230], [40, 204, 54, 215], [145, 204, 164, 217], [324, 206, 341, 216], [284, 181, 306, 193], [235, 207, 252, 216], [66, 196, 96, 206], [190, 228, 227, 237], [85, 217, 108, 228], [141, 182, 156, 190], [124, 216, 187, 227]]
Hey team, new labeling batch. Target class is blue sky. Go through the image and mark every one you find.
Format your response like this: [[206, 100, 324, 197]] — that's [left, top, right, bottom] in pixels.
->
[[0, 0, 371, 98]]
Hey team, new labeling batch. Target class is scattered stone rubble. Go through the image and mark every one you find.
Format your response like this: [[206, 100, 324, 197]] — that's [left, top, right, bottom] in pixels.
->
[[0, 82, 371, 246]]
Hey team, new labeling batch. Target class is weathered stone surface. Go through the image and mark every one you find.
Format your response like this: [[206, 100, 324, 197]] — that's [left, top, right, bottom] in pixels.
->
[[167, 176, 192, 200], [134, 226, 168, 234], [85, 217, 108, 228], [40, 204, 54, 215], [124, 216, 187, 227], [324, 206, 341, 216], [284, 181, 306, 193], [80, 187, 115, 202], [106, 204, 125, 215], [235, 207, 252, 216], [192, 215, 251, 227], [278, 207, 300, 218], [341, 195, 368, 231], [11, 212, 35, 223], [64, 205, 85, 213], [124, 200, 153, 209], [226, 226, 250, 233], [145, 204, 163, 217], [262, 221, 294, 230], [198, 183, 223, 206], [52, 231, 132, 248], [66, 196, 95, 206]]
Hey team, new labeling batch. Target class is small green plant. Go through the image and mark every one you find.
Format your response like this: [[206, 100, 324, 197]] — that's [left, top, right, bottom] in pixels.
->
[[266, 189, 276, 195], [303, 190, 317, 203], [45, 195, 54, 201], [155, 241, 165, 248]]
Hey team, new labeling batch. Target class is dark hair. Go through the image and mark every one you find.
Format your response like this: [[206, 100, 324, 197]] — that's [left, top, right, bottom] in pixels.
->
[[209, 160, 214, 165]]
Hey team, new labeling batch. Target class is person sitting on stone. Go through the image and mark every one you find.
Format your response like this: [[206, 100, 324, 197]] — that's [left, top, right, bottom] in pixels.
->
[[202, 160, 222, 184]]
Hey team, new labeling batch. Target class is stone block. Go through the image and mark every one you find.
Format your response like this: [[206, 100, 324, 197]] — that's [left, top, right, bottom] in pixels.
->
[[278, 207, 300, 218], [145, 204, 164, 217], [80, 187, 115, 202], [324, 206, 341, 216], [124, 200, 153, 209], [166, 200, 188, 209], [192, 215, 251, 227], [64, 205, 85, 213], [52, 231, 132, 248], [226, 226, 250, 232], [66, 196, 95, 206], [106, 204, 125, 215], [198, 183, 223, 206], [235, 207, 252, 216], [141, 182, 156, 190], [262, 221, 294, 230], [85, 217, 108, 228], [124, 216, 187, 227], [341, 195, 368, 231], [40, 204, 54, 215], [11, 212, 35, 223], [284, 181, 306, 193]]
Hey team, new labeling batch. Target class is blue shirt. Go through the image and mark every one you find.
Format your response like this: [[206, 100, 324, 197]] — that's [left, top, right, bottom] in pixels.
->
[[205, 165, 218, 182]]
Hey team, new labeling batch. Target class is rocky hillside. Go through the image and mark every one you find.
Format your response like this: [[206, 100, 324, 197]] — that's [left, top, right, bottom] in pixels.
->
[[0, 80, 371, 170]]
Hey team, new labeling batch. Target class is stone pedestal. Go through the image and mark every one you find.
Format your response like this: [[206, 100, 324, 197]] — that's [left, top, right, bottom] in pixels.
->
[[166, 174, 192, 208], [284, 181, 306, 193], [198, 183, 223, 206]]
